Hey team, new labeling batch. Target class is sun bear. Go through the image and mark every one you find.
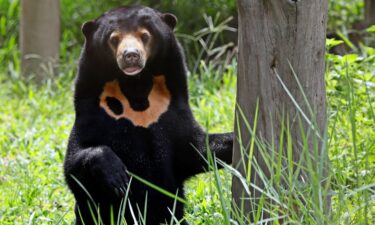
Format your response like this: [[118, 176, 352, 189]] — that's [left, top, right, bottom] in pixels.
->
[[64, 5, 233, 225]]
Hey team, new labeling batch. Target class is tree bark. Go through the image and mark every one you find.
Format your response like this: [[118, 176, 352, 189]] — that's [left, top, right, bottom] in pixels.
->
[[365, 0, 375, 26], [20, 0, 60, 81], [232, 0, 329, 221]]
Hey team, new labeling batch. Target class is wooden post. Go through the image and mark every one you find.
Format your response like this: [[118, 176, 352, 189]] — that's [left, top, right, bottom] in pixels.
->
[[20, 0, 60, 81], [365, 0, 375, 26], [232, 0, 329, 221]]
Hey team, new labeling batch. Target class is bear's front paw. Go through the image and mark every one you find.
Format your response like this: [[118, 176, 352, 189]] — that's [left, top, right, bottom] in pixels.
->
[[99, 164, 129, 197], [88, 149, 130, 197]]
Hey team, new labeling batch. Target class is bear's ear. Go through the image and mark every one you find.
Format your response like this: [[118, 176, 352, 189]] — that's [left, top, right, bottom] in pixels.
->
[[81, 21, 96, 38], [162, 13, 177, 30]]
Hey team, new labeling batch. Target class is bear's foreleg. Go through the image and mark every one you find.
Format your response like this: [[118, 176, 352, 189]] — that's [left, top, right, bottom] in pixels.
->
[[65, 145, 129, 224], [176, 131, 234, 177], [65, 145, 129, 200], [207, 132, 234, 165]]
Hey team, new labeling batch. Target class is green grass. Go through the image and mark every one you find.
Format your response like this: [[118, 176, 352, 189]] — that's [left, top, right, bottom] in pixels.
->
[[1, 0, 375, 224]]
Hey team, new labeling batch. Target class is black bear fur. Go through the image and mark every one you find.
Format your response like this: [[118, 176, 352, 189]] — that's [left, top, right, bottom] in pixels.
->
[[64, 5, 233, 225]]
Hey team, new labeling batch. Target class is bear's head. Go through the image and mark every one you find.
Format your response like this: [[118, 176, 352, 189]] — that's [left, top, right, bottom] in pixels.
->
[[81, 5, 177, 76]]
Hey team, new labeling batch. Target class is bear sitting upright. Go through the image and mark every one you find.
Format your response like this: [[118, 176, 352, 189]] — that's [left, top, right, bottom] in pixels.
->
[[64, 5, 233, 225]]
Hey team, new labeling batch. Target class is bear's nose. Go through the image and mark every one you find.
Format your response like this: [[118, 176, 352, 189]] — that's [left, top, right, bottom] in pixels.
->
[[123, 49, 140, 63]]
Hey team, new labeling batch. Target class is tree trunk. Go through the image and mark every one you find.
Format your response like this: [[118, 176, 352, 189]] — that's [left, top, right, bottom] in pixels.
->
[[365, 0, 375, 26], [232, 0, 329, 222], [20, 0, 60, 81]]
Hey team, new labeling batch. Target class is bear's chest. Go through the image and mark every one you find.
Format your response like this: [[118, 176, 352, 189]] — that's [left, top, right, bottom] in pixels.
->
[[99, 76, 171, 128]]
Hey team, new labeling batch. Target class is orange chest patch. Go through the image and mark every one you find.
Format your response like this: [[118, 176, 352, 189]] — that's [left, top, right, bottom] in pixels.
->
[[99, 76, 171, 128]]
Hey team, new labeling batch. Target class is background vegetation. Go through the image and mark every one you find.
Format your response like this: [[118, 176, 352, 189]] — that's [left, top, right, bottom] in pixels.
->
[[0, 0, 374, 224]]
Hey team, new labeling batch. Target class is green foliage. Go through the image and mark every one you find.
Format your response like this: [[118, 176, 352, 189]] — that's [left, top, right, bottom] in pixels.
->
[[60, 0, 236, 39], [0, 0, 20, 74], [328, 0, 364, 30], [326, 48, 375, 224]]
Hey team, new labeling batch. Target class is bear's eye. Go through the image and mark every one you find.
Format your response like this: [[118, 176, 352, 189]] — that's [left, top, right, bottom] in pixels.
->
[[109, 35, 120, 47], [141, 32, 150, 44]]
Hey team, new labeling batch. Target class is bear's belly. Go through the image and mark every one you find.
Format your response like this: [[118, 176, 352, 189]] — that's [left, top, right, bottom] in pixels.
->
[[110, 127, 180, 203], [109, 123, 174, 172], [99, 75, 171, 128]]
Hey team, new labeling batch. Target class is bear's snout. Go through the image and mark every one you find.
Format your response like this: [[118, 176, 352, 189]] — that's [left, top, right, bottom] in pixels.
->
[[119, 48, 145, 76], [123, 49, 141, 64]]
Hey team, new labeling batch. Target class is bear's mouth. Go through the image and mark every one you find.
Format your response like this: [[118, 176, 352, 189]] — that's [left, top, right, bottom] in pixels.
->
[[122, 65, 144, 76]]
